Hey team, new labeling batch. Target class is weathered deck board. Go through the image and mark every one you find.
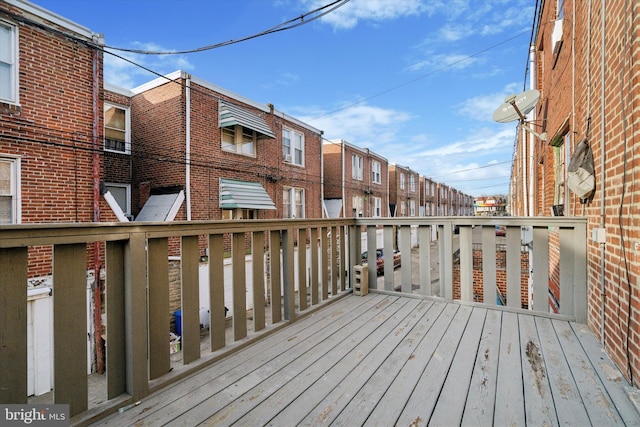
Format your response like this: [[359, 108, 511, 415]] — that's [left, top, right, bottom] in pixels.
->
[[93, 293, 640, 427]]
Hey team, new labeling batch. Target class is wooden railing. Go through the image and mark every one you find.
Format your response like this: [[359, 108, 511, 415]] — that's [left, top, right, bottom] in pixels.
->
[[0, 216, 587, 424]]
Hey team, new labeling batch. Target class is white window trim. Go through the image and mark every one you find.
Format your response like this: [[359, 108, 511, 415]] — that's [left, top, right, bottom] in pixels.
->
[[105, 182, 131, 216], [222, 125, 257, 157], [410, 175, 416, 192], [283, 186, 305, 218], [372, 196, 382, 217], [104, 102, 131, 155], [371, 160, 381, 184], [400, 173, 406, 190], [0, 155, 21, 224], [283, 128, 305, 166], [352, 155, 363, 181], [0, 20, 19, 105]]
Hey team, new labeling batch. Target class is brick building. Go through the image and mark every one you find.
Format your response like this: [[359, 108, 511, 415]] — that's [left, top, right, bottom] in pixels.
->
[[389, 163, 419, 217], [510, 0, 639, 384], [323, 139, 388, 218], [0, 0, 108, 274], [124, 71, 323, 222]]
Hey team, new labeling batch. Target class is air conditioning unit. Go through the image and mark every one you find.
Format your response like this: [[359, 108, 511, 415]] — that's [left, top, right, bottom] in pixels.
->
[[284, 154, 292, 163], [552, 19, 563, 54]]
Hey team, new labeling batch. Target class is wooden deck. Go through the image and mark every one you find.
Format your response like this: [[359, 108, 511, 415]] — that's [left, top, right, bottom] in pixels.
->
[[93, 293, 639, 426]]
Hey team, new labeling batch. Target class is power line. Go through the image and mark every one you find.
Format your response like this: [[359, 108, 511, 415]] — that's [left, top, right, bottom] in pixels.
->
[[105, 0, 351, 55]]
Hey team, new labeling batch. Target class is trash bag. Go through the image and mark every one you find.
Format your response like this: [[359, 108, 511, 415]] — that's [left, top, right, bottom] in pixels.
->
[[567, 138, 595, 199]]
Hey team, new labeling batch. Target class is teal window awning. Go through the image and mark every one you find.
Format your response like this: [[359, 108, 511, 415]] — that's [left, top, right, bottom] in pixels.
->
[[220, 178, 276, 210], [219, 101, 275, 139]]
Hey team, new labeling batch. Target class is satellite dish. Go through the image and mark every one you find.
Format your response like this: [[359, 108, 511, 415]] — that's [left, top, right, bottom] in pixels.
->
[[492, 89, 540, 123], [492, 89, 546, 140]]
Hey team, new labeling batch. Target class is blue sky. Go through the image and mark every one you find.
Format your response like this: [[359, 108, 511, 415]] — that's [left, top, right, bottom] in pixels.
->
[[35, 0, 535, 197]]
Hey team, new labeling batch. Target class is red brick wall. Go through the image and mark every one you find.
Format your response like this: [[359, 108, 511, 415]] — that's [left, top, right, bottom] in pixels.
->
[[323, 143, 343, 200], [0, 3, 103, 277], [510, 0, 640, 383]]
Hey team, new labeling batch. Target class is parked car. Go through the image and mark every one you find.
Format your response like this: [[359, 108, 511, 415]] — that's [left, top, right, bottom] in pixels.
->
[[362, 248, 401, 275], [495, 225, 506, 236]]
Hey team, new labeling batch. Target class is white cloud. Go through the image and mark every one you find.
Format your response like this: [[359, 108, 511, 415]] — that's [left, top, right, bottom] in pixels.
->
[[455, 83, 522, 122], [296, 103, 414, 145], [302, 0, 428, 30]]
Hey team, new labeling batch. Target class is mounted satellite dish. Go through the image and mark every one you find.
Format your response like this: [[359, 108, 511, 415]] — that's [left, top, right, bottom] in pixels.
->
[[492, 89, 547, 140]]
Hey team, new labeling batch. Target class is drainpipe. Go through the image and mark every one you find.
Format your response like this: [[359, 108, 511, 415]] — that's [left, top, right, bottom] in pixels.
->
[[599, 0, 606, 343], [341, 141, 345, 217], [528, 44, 536, 217], [185, 74, 192, 220], [91, 36, 103, 374]]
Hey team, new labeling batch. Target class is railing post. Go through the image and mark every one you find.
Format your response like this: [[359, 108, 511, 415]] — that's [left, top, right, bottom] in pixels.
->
[[298, 227, 308, 310], [531, 226, 550, 312], [439, 223, 453, 300], [232, 232, 247, 339], [400, 225, 412, 293], [125, 231, 149, 400], [572, 222, 587, 323], [270, 230, 283, 322], [418, 225, 432, 296], [282, 227, 296, 321], [459, 225, 473, 301], [0, 247, 28, 404], [349, 222, 361, 290], [148, 238, 169, 378], [367, 225, 377, 291], [209, 234, 226, 350], [53, 243, 88, 416], [506, 226, 522, 309], [181, 235, 200, 363], [383, 225, 394, 291], [105, 241, 126, 399]]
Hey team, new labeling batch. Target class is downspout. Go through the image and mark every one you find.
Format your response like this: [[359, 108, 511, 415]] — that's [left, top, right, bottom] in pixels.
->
[[320, 132, 325, 218], [528, 44, 536, 217], [91, 35, 104, 374], [341, 141, 345, 217], [185, 74, 192, 220], [599, 0, 606, 343]]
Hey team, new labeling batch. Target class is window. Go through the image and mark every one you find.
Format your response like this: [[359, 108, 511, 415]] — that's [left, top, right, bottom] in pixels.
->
[[409, 174, 416, 192], [222, 125, 256, 156], [222, 209, 256, 220], [352, 155, 363, 180], [352, 195, 363, 216], [410, 200, 416, 217], [372, 197, 382, 217], [553, 132, 569, 210], [283, 187, 304, 218], [105, 183, 131, 216], [104, 103, 131, 154], [0, 156, 19, 224], [556, 0, 564, 19], [400, 201, 406, 216], [0, 21, 18, 104], [400, 173, 406, 190], [371, 160, 381, 184], [283, 128, 304, 166]]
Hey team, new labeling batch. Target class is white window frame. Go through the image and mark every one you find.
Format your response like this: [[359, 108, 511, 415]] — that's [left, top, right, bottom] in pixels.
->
[[400, 173, 406, 190], [352, 195, 363, 217], [105, 182, 131, 216], [409, 174, 416, 192], [0, 155, 21, 224], [371, 160, 381, 184], [400, 201, 406, 216], [104, 102, 131, 155], [283, 187, 305, 218], [409, 200, 416, 217], [372, 196, 382, 217], [0, 20, 18, 105], [351, 155, 363, 181], [222, 125, 256, 157], [283, 128, 304, 166]]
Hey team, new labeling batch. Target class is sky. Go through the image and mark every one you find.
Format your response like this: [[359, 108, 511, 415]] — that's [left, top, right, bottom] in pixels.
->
[[34, 0, 536, 197]]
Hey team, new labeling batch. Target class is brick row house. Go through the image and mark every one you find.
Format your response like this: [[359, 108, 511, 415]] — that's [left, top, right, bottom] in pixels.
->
[[509, 0, 639, 385], [323, 139, 389, 218], [104, 71, 323, 223]]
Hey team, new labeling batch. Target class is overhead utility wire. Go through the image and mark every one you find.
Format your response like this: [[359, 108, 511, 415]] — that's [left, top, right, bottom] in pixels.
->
[[104, 0, 350, 55]]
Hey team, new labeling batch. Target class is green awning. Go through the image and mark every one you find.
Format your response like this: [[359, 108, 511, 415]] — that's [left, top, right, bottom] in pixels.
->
[[219, 178, 276, 210], [218, 100, 275, 139]]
